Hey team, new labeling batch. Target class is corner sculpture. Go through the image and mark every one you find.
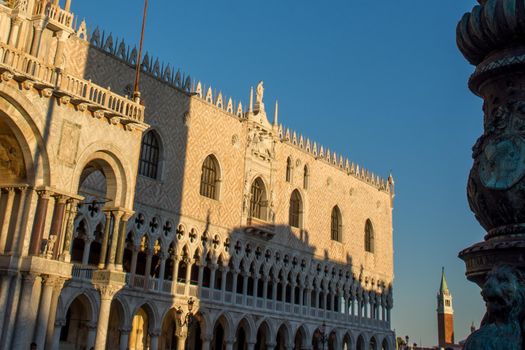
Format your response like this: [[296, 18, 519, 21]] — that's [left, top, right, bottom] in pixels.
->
[[463, 266, 525, 350], [457, 0, 525, 348]]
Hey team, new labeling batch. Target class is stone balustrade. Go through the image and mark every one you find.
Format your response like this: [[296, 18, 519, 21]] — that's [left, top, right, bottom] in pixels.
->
[[33, 1, 74, 29], [0, 41, 145, 123]]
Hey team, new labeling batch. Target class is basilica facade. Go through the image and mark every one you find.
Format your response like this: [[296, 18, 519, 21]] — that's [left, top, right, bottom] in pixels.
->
[[0, 1, 395, 349]]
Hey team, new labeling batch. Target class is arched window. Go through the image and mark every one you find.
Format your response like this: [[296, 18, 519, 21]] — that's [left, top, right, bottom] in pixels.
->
[[365, 219, 374, 253], [250, 177, 267, 220], [303, 165, 309, 189], [138, 131, 161, 179], [331, 206, 342, 242], [200, 155, 220, 199], [289, 189, 303, 228], [286, 157, 292, 182]]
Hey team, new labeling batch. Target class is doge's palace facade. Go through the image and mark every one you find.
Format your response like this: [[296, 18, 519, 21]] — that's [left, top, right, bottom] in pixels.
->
[[0, 1, 395, 349]]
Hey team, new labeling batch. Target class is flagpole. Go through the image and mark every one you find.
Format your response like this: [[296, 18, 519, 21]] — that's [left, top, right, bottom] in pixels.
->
[[133, 0, 149, 102]]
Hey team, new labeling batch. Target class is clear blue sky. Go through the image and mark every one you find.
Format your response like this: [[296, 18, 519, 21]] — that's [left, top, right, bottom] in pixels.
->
[[71, 0, 484, 345]]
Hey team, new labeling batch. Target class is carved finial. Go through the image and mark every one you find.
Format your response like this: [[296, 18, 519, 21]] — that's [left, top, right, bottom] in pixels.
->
[[273, 100, 279, 127], [249, 86, 254, 113]]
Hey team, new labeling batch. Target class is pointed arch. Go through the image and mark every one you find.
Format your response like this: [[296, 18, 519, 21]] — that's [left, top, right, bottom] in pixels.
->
[[249, 176, 268, 220], [138, 129, 162, 179], [331, 206, 342, 242], [289, 189, 303, 228], [286, 157, 292, 182], [200, 154, 221, 200], [365, 219, 374, 253], [303, 164, 309, 189]]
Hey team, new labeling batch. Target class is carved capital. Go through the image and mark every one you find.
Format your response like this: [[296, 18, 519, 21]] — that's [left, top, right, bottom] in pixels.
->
[[95, 284, 121, 300]]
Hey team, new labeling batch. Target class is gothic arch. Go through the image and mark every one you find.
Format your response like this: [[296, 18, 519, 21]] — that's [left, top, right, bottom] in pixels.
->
[[131, 302, 160, 332], [213, 312, 235, 343], [236, 316, 257, 344], [138, 128, 164, 180]]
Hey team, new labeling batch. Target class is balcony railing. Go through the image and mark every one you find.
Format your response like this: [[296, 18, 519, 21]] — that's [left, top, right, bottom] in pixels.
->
[[197, 287, 390, 331], [71, 264, 95, 282], [0, 42, 144, 122], [33, 1, 74, 29]]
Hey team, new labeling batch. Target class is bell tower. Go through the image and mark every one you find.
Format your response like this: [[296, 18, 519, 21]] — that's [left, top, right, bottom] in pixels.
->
[[437, 267, 454, 348]]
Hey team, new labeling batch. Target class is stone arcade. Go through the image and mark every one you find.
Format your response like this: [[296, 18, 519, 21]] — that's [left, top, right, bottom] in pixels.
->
[[0, 1, 395, 349]]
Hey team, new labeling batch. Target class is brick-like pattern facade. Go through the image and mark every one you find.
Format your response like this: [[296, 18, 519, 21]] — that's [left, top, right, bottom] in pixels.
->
[[0, 1, 396, 349]]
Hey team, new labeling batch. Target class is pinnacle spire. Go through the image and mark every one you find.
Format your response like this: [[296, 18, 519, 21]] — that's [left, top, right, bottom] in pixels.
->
[[440, 267, 449, 293]]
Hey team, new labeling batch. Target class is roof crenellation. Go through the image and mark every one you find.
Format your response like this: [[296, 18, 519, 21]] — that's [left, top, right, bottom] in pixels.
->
[[77, 20, 392, 194]]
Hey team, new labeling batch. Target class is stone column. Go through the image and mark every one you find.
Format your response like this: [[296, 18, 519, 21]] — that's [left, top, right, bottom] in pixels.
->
[[305, 287, 311, 309], [247, 342, 256, 350], [0, 273, 12, 341], [82, 237, 92, 265], [30, 22, 45, 57], [60, 198, 79, 262], [45, 278, 65, 350], [220, 268, 227, 302], [86, 323, 97, 349], [129, 245, 139, 281], [64, 0, 71, 11], [115, 213, 132, 270], [107, 211, 123, 267], [272, 279, 278, 305], [313, 289, 319, 309], [0, 188, 15, 253], [49, 319, 66, 350], [171, 256, 180, 294], [176, 335, 187, 350], [12, 273, 38, 350], [281, 281, 286, 307], [209, 264, 217, 289], [242, 271, 249, 304], [150, 331, 159, 350], [50, 195, 68, 259], [10, 186, 29, 255], [53, 30, 70, 68], [94, 285, 120, 350], [201, 337, 211, 350], [98, 211, 112, 269], [290, 283, 296, 305], [33, 275, 56, 347], [262, 276, 268, 300], [253, 273, 259, 299], [184, 260, 192, 294], [30, 190, 51, 255], [157, 253, 167, 292], [225, 340, 234, 350], [197, 263, 204, 288], [144, 248, 153, 290], [231, 269, 239, 298], [119, 328, 131, 350], [298, 285, 304, 306], [7, 17, 22, 48]]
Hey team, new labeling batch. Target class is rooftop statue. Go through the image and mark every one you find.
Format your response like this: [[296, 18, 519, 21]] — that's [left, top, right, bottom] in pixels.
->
[[256, 80, 264, 105]]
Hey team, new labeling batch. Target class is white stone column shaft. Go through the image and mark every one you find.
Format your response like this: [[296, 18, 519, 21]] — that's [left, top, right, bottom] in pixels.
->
[[12, 274, 37, 350], [33, 276, 54, 347], [0, 188, 15, 253]]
